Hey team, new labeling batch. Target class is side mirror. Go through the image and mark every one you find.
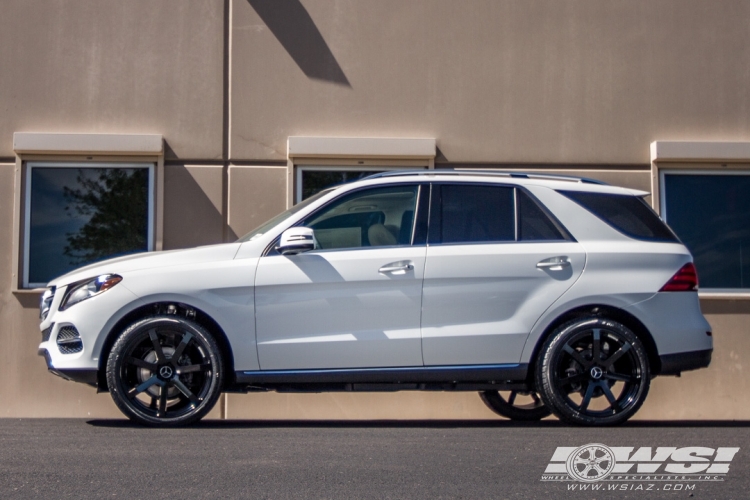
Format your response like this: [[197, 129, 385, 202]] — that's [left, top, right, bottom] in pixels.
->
[[276, 227, 316, 255]]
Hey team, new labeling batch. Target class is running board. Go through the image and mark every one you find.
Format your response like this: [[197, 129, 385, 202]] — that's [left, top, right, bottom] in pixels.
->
[[234, 363, 528, 387]]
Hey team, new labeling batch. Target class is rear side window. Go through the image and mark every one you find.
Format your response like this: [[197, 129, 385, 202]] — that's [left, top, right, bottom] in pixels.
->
[[430, 184, 515, 244], [517, 189, 568, 241], [560, 190, 678, 242]]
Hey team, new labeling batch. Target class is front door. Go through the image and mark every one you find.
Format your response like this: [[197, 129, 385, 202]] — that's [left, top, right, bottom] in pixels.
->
[[255, 184, 426, 370]]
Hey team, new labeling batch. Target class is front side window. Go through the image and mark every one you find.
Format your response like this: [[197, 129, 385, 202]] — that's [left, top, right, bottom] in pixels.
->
[[301, 185, 419, 250], [662, 171, 750, 291], [24, 162, 154, 288]]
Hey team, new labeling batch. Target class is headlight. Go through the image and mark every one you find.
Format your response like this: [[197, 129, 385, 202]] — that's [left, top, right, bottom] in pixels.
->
[[60, 274, 123, 310], [40, 287, 55, 320]]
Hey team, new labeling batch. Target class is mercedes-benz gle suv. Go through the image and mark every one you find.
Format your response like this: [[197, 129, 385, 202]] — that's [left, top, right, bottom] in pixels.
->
[[38, 170, 712, 426]]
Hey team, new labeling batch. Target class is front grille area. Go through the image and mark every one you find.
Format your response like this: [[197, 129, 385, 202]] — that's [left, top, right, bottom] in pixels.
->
[[56, 326, 83, 354]]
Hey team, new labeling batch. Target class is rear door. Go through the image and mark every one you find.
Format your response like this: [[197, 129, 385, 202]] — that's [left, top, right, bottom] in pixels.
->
[[421, 183, 586, 365]]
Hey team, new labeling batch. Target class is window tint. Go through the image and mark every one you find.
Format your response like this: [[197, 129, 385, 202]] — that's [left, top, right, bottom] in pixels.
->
[[663, 173, 750, 289], [560, 190, 677, 242], [517, 189, 567, 241], [302, 185, 418, 250], [25, 164, 152, 287], [430, 184, 514, 244]]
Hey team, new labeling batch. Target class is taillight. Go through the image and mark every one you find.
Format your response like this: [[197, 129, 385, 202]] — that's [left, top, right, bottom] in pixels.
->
[[660, 262, 698, 292]]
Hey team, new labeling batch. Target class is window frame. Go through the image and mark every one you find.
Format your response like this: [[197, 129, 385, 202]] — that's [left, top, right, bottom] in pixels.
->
[[10, 158, 164, 295], [659, 168, 750, 294], [20, 160, 157, 290]]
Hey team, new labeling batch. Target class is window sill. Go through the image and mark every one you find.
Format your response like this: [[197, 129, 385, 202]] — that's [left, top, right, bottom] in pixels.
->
[[699, 292, 750, 300], [12, 288, 47, 295]]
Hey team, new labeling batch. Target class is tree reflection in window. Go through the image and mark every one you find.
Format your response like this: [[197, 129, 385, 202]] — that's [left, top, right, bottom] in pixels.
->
[[63, 168, 149, 265], [26, 164, 151, 286]]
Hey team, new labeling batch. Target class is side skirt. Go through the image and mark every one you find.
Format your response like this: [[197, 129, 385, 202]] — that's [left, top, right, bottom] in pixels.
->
[[231, 364, 529, 393]]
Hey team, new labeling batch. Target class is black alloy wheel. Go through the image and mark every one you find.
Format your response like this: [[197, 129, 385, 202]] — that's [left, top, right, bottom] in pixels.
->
[[535, 317, 650, 426], [106, 316, 224, 426], [479, 390, 552, 421]]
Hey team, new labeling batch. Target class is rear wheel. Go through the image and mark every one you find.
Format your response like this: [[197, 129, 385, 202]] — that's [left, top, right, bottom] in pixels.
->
[[106, 316, 224, 427], [479, 390, 551, 421], [535, 317, 650, 426]]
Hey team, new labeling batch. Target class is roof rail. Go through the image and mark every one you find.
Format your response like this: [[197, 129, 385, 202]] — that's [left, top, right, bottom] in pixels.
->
[[362, 169, 609, 185]]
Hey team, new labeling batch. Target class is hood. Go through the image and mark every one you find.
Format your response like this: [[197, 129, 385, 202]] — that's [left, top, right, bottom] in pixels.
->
[[47, 242, 242, 288]]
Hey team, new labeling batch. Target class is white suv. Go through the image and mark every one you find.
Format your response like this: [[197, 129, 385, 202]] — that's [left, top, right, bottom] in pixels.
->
[[37, 171, 712, 426]]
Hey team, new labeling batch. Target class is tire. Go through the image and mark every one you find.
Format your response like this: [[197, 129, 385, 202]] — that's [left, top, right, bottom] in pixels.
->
[[106, 316, 224, 427], [535, 317, 650, 426], [479, 390, 552, 421]]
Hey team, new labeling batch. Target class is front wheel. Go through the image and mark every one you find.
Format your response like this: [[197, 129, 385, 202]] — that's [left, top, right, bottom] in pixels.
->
[[106, 316, 224, 427], [535, 317, 650, 426]]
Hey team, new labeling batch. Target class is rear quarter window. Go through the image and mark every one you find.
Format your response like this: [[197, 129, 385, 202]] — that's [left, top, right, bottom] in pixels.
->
[[559, 190, 678, 242]]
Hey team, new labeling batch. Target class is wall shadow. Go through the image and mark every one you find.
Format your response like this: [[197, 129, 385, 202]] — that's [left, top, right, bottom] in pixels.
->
[[163, 165, 228, 249], [247, 0, 351, 87]]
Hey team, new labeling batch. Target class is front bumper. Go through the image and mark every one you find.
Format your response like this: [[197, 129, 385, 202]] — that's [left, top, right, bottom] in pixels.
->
[[38, 347, 99, 387]]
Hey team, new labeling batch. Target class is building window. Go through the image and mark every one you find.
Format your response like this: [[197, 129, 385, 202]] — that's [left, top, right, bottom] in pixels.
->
[[24, 162, 154, 288], [661, 171, 750, 291], [296, 166, 423, 202]]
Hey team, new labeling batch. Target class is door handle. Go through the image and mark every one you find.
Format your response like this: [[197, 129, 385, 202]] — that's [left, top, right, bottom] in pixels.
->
[[536, 256, 571, 271], [379, 261, 414, 274]]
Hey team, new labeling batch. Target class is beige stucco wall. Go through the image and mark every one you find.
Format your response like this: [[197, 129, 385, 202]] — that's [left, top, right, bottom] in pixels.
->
[[163, 165, 226, 250], [227, 165, 287, 239], [0, 0, 225, 160], [232, 0, 750, 164]]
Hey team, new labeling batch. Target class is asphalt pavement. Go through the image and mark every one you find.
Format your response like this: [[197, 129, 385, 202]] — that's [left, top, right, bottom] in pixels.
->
[[0, 418, 748, 499]]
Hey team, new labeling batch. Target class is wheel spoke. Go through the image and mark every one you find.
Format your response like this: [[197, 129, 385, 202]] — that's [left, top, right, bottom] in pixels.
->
[[579, 382, 596, 411], [604, 371, 635, 383], [559, 372, 586, 390], [126, 357, 157, 371], [176, 363, 211, 375], [531, 392, 541, 404], [601, 382, 618, 408], [592, 329, 601, 361], [507, 391, 517, 405], [157, 386, 168, 417], [562, 344, 589, 368], [602, 343, 632, 369], [171, 332, 193, 363], [148, 329, 166, 363], [127, 375, 161, 398], [172, 377, 200, 405]]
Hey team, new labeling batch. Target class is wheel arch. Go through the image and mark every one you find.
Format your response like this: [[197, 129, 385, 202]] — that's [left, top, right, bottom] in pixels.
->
[[96, 301, 236, 392], [526, 304, 662, 385]]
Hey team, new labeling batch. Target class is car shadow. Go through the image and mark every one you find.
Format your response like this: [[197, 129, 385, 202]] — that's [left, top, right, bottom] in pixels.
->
[[85, 419, 750, 429]]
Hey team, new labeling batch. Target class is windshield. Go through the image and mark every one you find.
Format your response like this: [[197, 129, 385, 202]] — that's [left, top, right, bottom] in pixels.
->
[[236, 188, 335, 242]]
